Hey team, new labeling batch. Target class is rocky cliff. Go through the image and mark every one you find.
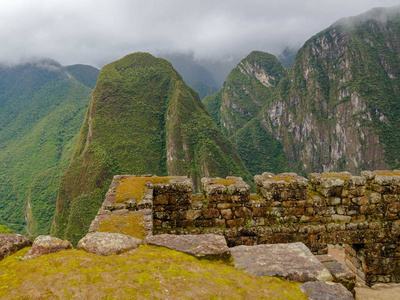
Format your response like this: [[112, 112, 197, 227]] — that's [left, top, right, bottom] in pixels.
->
[[204, 51, 286, 138], [51, 52, 250, 245], [207, 6, 400, 175]]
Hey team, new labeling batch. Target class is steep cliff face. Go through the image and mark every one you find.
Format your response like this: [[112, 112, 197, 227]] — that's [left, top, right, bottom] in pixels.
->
[[203, 51, 286, 137], [264, 7, 400, 174], [209, 7, 400, 175], [51, 52, 250, 245]]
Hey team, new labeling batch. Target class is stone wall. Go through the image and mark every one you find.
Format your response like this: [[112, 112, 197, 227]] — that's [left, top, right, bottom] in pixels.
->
[[91, 170, 400, 286]]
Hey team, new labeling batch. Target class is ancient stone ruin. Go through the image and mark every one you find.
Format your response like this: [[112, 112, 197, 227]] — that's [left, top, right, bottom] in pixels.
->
[[89, 170, 400, 287]]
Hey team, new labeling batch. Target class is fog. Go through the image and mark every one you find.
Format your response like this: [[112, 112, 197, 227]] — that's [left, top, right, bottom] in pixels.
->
[[0, 0, 399, 67]]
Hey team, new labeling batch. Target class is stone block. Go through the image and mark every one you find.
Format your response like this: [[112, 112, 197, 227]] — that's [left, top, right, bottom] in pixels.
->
[[137, 199, 153, 210], [78, 232, 142, 256], [234, 207, 252, 218], [300, 281, 354, 300], [171, 211, 186, 220], [230, 242, 332, 282], [186, 210, 202, 221], [323, 261, 356, 294], [146, 234, 230, 260], [0, 234, 32, 261], [24, 235, 73, 260], [191, 200, 204, 210], [327, 197, 341, 206], [227, 218, 245, 228], [316, 254, 335, 263], [213, 218, 226, 227], [220, 209, 233, 220], [202, 208, 220, 219], [153, 194, 168, 205], [332, 215, 352, 222]]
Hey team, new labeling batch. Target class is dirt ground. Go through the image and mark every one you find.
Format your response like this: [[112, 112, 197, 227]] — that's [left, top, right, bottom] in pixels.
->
[[328, 245, 400, 300]]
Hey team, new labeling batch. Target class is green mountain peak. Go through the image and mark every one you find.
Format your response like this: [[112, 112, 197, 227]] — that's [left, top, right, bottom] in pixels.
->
[[51, 52, 250, 245]]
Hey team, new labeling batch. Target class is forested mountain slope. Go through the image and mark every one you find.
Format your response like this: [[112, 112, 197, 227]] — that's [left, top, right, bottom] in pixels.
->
[[51, 52, 250, 245], [0, 60, 96, 235]]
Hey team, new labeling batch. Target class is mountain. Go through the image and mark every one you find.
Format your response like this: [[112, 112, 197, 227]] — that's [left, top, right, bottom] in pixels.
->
[[203, 51, 287, 138], [51, 52, 251, 245], [277, 46, 298, 68], [159, 53, 218, 99], [65, 64, 100, 89], [206, 6, 400, 175], [0, 60, 95, 235]]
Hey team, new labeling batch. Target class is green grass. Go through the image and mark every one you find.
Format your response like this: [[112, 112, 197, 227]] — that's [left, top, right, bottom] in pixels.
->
[[0, 246, 307, 299]]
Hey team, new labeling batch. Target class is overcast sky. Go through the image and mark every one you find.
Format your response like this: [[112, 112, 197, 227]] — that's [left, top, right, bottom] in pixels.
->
[[0, 0, 399, 67]]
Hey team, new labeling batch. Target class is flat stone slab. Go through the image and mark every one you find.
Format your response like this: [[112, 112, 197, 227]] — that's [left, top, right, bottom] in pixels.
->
[[230, 242, 332, 282], [300, 281, 354, 300], [316, 254, 336, 263], [323, 261, 356, 295], [77, 232, 142, 256], [0, 234, 32, 260], [24, 235, 73, 260], [146, 234, 230, 259]]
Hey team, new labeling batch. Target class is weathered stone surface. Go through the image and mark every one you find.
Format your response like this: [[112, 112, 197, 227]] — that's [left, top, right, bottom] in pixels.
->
[[300, 281, 354, 300], [230, 242, 332, 282], [145, 234, 230, 259], [24, 235, 73, 260], [77, 232, 142, 255], [323, 261, 356, 295], [0, 234, 32, 260], [316, 254, 335, 263], [95, 171, 400, 287]]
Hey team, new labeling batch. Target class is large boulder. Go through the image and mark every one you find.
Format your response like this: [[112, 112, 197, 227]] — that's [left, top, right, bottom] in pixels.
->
[[300, 281, 354, 300], [145, 234, 230, 260], [0, 234, 32, 260], [230, 242, 332, 282], [77, 232, 142, 255], [323, 261, 356, 295], [23, 235, 73, 260]]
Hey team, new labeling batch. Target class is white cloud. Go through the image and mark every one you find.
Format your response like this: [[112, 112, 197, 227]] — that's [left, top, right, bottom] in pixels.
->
[[0, 0, 398, 67]]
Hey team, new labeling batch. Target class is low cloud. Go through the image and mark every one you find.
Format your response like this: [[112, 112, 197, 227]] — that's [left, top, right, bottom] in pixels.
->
[[0, 0, 399, 67]]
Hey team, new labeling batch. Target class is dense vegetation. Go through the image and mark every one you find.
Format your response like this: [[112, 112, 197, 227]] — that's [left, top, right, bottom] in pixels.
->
[[203, 51, 289, 174], [52, 52, 251, 245], [65, 64, 100, 89], [203, 51, 286, 138], [204, 7, 400, 175], [0, 60, 95, 235], [0, 225, 13, 233]]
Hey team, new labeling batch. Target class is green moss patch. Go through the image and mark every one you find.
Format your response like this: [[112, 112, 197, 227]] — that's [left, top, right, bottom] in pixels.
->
[[115, 176, 179, 204], [267, 174, 297, 182], [321, 173, 351, 181], [98, 214, 146, 239], [0, 246, 307, 299], [211, 178, 237, 186], [374, 170, 400, 176]]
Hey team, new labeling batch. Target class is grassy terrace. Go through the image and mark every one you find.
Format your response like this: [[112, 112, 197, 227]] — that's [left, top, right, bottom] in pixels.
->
[[265, 174, 298, 182], [0, 247, 306, 299], [115, 176, 180, 204], [210, 178, 238, 186], [321, 173, 350, 181], [374, 170, 400, 176], [98, 214, 146, 240]]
